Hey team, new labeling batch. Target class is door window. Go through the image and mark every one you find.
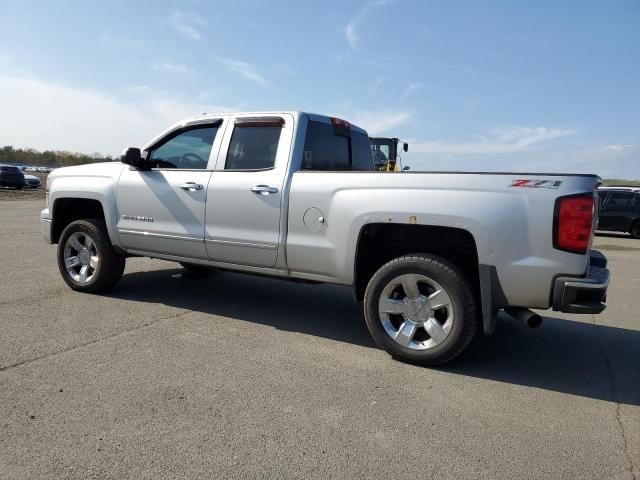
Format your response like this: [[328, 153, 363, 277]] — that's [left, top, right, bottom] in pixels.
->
[[604, 193, 635, 210], [225, 118, 284, 170], [148, 125, 219, 169]]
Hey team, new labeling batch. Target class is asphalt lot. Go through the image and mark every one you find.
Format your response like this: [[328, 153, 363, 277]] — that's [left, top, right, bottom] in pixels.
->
[[1, 200, 638, 480]]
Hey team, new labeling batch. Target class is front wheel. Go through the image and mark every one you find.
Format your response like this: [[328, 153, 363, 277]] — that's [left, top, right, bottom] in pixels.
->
[[57, 219, 125, 293], [363, 254, 479, 366], [630, 221, 640, 239]]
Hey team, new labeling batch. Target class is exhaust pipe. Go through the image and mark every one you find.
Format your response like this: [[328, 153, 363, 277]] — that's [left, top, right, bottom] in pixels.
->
[[504, 307, 543, 328]]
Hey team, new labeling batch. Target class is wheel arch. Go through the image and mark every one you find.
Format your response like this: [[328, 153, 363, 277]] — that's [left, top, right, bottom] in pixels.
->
[[51, 197, 116, 245], [353, 223, 502, 335]]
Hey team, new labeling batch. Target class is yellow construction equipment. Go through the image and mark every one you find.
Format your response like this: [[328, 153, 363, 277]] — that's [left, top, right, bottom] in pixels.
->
[[370, 137, 409, 171]]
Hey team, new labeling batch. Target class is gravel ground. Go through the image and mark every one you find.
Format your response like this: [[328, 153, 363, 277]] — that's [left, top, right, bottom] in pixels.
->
[[0, 200, 638, 480]]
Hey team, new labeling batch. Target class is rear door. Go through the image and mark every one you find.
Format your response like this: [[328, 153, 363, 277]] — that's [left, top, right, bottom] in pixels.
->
[[599, 192, 636, 231], [116, 119, 226, 259], [204, 114, 294, 267]]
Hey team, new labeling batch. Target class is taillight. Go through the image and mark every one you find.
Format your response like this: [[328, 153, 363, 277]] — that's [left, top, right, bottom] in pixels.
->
[[553, 194, 595, 254]]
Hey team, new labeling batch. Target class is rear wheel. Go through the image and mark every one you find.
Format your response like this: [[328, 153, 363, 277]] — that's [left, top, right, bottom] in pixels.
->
[[364, 254, 478, 366], [57, 219, 125, 293], [630, 221, 640, 239]]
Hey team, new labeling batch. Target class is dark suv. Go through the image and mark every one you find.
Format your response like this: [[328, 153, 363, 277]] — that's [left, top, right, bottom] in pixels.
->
[[0, 165, 25, 189], [597, 187, 640, 239]]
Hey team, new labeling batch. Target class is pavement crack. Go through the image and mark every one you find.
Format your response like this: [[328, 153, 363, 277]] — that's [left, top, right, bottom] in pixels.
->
[[594, 314, 638, 480], [0, 306, 207, 375]]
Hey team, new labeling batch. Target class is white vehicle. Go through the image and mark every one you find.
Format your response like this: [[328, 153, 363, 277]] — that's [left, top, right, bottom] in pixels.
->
[[40, 112, 610, 365]]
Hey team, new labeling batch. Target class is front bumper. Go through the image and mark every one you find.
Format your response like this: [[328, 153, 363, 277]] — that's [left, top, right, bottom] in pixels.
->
[[40, 208, 52, 244], [552, 250, 609, 314]]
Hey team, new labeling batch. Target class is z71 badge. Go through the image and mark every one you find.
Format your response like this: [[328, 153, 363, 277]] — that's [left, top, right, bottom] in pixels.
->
[[510, 179, 563, 189]]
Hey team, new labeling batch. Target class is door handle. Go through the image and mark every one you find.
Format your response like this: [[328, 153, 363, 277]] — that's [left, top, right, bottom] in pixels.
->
[[250, 185, 278, 195], [180, 182, 204, 191]]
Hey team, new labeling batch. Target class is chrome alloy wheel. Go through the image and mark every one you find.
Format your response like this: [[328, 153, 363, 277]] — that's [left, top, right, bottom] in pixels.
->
[[378, 273, 454, 351], [63, 232, 99, 284]]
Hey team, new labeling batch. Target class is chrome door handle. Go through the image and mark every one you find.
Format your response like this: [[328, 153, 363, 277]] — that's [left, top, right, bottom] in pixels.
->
[[250, 185, 278, 194], [180, 182, 204, 191]]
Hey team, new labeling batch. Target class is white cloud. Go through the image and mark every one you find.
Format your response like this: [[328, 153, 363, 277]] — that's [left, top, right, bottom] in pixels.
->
[[217, 58, 270, 87], [152, 62, 192, 75], [412, 126, 578, 154], [347, 110, 412, 135], [604, 144, 634, 153], [169, 10, 207, 40], [345, 0, 389, 50], [369, 77, 384, 95], [100, 33, 150, 49], [0, 72, 236, 155], [401, 82, 424, 100]]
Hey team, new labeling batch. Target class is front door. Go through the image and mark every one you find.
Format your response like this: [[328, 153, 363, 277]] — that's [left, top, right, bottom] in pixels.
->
[[205, 114, 294, 268], [116, 121, 225, 259]]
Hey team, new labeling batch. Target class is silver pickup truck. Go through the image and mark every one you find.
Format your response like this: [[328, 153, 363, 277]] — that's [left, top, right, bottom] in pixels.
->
[[41, 111, 610, 365]]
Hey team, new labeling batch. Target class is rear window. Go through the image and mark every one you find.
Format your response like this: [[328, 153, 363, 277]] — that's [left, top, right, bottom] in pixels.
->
[[302, 120, 373, 171], [0, 166, 20, 173]]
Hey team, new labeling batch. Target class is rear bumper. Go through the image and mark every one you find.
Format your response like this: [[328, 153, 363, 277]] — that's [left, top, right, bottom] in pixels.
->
[[40, 208, 52, 244], [552, 250, 609, 314]]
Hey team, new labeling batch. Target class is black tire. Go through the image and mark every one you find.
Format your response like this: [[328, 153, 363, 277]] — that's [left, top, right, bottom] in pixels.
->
[[363, 254, 479, 366], [630, 221, 640, 239], [57, 219, 125, 293], [15, 185, 23, 190], [179, 262, 212, 275]]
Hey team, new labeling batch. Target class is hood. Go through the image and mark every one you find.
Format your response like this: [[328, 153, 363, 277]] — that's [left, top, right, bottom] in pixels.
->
[[48, 161, 126, 180]]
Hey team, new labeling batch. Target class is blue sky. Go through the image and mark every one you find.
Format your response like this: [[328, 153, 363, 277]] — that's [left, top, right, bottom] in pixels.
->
[[0, 0, 638, 178]]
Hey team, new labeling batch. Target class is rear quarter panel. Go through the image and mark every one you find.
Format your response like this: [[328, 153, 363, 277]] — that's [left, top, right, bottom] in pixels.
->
[[286, 172, 600, 309]]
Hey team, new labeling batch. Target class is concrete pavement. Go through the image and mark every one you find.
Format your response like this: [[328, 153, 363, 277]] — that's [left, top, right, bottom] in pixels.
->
[[1, 200, 638, 479]]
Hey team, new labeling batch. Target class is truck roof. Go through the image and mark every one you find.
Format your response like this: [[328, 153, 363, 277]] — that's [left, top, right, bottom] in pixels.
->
[[176, 111, 368, 135]]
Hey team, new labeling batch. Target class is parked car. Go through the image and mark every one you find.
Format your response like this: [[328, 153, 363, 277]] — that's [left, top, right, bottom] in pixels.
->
[[41, 111, 610, 365], [597, 187, 640, 238], [23, 174, 42, 189], [0, 164, 25, 189]]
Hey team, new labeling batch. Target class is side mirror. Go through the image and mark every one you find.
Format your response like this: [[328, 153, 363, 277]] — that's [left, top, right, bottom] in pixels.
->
[[121, 147, 144, 169], [403, 143, 409, 153], [402, 166, 410, 171]]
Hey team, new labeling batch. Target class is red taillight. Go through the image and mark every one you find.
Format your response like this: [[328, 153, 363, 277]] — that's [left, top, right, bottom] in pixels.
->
[[331, 117, 350, 128], [554, 194, 594, 254]]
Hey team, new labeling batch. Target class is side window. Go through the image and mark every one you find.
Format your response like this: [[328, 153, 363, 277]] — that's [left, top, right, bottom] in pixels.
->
[[604, 193, 635, 210], [302, 120, 373, 171], [302, 121, 350, 171], [148, 125, 218, 169], [351, 131, 374, 171], [598, 192, 608, 210], [225, 118, 283, 170]]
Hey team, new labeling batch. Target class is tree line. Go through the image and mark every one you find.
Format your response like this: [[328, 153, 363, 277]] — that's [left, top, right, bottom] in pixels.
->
[[0, 145, 113, 168]]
